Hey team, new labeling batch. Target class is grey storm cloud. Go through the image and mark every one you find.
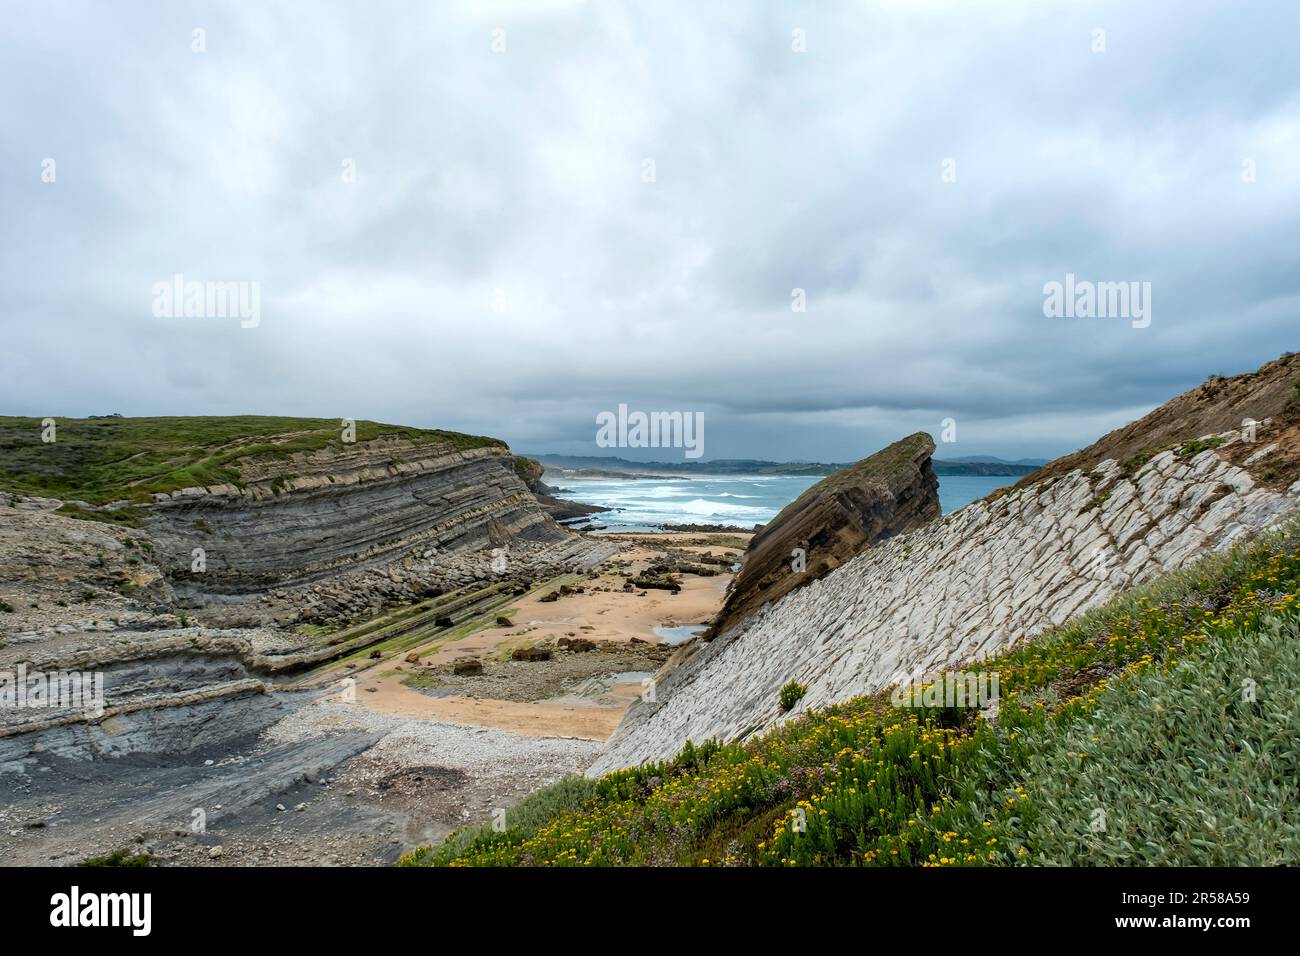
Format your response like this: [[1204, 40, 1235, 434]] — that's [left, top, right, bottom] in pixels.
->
[[2, 0, 1298, 464]]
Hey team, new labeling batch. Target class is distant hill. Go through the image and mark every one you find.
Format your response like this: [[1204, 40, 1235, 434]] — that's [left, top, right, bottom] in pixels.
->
[[943, 455, 1049, 467], [526, 452, 1041, 478], [933, 459, 1040, 476]]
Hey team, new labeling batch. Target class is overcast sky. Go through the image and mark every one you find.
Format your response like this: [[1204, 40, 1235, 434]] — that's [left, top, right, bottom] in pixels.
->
[[2, 0, 1297, 463]]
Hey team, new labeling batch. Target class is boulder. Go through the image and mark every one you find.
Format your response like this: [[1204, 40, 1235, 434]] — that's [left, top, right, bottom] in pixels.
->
[[453, 658, 483, 675], [629, 577, 681, 592], [511, 646, 552, 662]]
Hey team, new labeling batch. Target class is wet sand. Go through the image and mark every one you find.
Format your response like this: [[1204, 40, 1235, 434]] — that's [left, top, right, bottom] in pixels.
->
[[336, 534, 748, 739]]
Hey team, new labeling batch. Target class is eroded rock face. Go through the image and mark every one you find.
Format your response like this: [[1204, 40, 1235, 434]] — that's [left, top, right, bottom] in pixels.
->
[[512, 456, 547, 489], [1, 431, 617, 638], [512, 454, 609, 524], [1009, 350, 1300, 490], [143, 444, 571, 594], [590, 425, 1300, 775], [0, 497, 178, 639], [709, 432, 940, 638]]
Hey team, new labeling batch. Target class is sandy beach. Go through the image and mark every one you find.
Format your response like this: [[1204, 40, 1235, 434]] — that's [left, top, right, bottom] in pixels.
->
[[320, 532, 747, 739]]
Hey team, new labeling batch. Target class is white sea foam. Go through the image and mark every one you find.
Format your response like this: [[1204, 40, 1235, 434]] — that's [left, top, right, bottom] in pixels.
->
[[551, 474, 1015, 531]]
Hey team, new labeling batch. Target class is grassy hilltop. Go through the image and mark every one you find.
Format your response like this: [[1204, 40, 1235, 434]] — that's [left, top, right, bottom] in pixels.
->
[[405, 519, 1300, 867], [0, 415, 505, 505]]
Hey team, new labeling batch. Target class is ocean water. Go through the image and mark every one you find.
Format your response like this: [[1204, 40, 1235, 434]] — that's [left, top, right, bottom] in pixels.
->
[[937, 475, 1020, 513], [552, 473, 1018, 532]]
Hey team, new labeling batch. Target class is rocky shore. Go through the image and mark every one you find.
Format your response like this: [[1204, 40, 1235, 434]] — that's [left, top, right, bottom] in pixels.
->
[[593, 355, 1300, 773], [0, 423, 744, 864]]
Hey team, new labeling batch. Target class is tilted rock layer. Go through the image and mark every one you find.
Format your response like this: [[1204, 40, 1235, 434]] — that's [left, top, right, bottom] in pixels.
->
[[144, 440, 572, 594], [591, 354, 1300, 774], [709, 432, 939, 637], [2, 424, 613, 635]]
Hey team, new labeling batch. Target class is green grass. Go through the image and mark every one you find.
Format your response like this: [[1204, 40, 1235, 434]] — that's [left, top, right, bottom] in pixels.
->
[[0, 415, 505, 504], [80, 848, 153, 867], [404, 519, 1300, 867], [1176, 435, 1227, 459]]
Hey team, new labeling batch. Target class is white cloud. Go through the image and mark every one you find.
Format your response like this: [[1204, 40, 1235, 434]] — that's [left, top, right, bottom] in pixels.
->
[[1, 0, 1297, 463]]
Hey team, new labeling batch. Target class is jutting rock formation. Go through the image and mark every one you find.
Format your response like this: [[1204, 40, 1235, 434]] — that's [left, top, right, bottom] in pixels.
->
[[511, 454, 609, 524], [590, 353, 1300, 774], [708, 432, 940, 638]]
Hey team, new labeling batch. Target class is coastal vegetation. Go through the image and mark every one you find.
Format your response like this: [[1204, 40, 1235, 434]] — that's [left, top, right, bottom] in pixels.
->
[[778, 680, 806, 712], [403, 520, 1300, 867], [0, 415, 504, 505], [81, 848, 153, 867]]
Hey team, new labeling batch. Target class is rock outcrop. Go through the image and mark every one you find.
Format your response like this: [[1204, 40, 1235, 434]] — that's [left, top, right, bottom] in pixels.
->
[[512, 454, 609, 524], [143, 440, 573, 595], [708, 432, 939, 637], [590, 355, 1300, 774], [1, 423, 619, 635], [1008, 351, 1300, 490]]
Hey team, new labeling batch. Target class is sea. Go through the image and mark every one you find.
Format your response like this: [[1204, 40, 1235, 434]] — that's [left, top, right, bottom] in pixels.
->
[[551, 473, 1017, 533]]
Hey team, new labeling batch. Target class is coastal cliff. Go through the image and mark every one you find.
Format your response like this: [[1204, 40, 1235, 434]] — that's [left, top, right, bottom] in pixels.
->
[[590, 354, 1300, 774], [145, 440, 567, 594], [0, 417, 609, 629], [708, 432, 939, 637]]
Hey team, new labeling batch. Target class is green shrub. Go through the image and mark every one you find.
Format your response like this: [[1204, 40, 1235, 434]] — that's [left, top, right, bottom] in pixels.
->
[[81, 848, 152, 867], [998, 614, 1300, 865], [1118, 449, 1154, 477], [1080, 490, 1111, 513], [779, 680, 807, 712]]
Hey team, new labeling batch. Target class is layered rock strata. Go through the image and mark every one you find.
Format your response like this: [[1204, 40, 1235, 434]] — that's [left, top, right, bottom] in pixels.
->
[[591, 418, 1300, 774], [144, 442, 574, 594], [709, 432, 940, 637]]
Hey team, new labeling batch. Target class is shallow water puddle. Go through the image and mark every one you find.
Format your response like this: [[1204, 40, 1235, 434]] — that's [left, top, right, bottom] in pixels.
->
[[653, 624, 706, 644]]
